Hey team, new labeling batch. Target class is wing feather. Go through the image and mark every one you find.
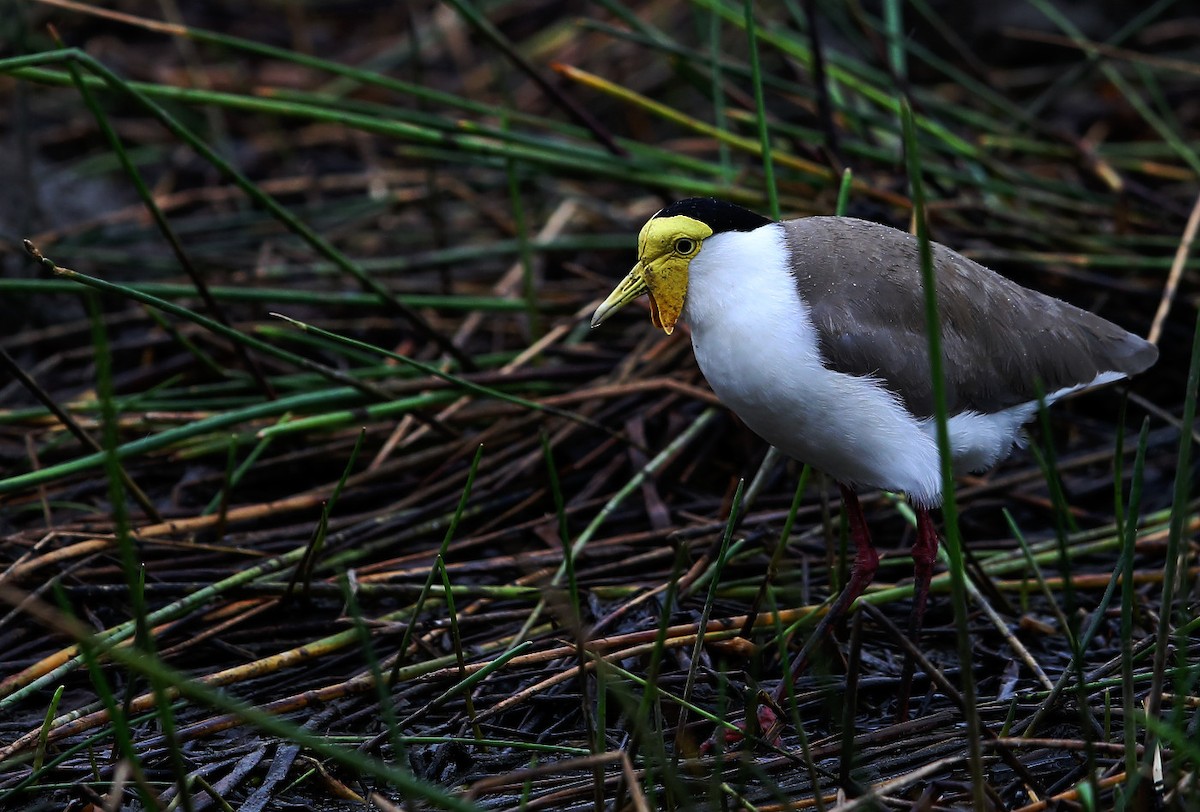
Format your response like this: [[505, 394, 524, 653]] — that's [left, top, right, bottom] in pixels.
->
[[782, 217, 1157, 418]]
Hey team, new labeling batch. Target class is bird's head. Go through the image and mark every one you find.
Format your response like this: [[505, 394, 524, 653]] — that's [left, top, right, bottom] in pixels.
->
[[591, 215, 711, 335], [590, 198, 772, 335]]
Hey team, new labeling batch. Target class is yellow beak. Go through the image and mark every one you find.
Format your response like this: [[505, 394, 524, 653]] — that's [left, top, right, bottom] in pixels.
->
[[591, 262, 648, 329], [591, 257, 687, 335]]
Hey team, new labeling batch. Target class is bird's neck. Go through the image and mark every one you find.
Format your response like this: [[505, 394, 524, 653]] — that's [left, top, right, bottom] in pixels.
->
[[681, 225, 791, 333]]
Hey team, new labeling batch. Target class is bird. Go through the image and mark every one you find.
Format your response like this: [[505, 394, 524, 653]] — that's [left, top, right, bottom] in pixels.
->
[[590, 197, 1158, 721]]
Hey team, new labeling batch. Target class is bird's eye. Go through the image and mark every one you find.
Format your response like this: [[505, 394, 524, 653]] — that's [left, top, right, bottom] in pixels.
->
[[675, 238, 696, 254]]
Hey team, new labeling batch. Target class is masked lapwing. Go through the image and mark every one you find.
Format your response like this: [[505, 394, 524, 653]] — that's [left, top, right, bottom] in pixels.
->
[[591, 197, 1157, 719]]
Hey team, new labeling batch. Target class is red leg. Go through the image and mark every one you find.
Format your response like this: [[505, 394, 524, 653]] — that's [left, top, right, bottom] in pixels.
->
[[910, 507, 939, 635], [770, 485, 879, 708], [705, 485, 881, 752], [897, 506, 939, 720]]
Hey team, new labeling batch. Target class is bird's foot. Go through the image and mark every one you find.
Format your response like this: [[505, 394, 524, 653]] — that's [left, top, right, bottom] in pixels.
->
[[698, 694, 783, 754]]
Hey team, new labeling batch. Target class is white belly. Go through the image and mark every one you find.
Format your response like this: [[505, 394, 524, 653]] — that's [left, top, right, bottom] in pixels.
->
[[689, 314, 945, 505]]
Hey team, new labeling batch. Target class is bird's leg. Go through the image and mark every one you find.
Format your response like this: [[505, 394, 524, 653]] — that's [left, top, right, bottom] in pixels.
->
[[702, 485, 880, 751], [770, 484, 880, 708], [896, 506, 940, 721]]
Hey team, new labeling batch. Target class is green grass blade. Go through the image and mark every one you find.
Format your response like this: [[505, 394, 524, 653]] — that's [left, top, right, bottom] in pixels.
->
[[902, 99, 985, 808]]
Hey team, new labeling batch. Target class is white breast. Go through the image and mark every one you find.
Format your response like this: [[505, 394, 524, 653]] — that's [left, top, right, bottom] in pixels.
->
[[680, 226, 1061, 508]]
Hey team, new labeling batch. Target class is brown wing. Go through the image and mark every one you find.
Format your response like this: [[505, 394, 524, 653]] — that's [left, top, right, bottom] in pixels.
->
[[782, 217, 1158, 418]]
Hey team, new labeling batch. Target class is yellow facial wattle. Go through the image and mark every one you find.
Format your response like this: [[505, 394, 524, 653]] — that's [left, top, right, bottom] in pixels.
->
[[590, 215, 712, 335]]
